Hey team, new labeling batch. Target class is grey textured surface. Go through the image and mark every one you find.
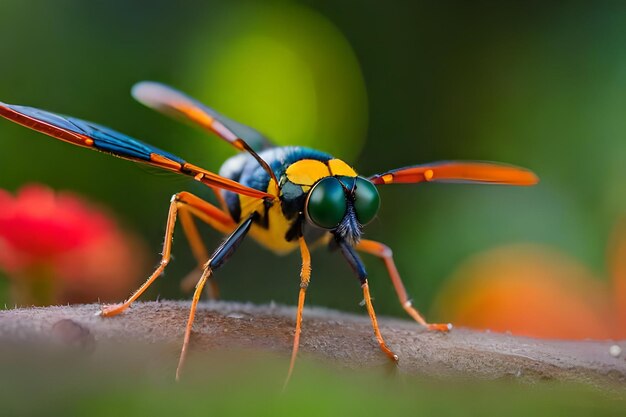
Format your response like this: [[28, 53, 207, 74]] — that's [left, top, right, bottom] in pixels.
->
[[0, 301, 624, 388]]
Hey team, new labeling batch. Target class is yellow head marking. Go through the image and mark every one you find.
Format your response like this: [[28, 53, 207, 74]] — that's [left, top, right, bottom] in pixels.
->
[[382, 174, 393, 184], [424, 169, 434, 181], [286, 159, 331, 186], [328, 159, 357, 177]]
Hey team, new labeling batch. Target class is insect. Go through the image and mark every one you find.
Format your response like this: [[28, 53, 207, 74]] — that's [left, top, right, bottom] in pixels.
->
[[0, 82, 538, 383]]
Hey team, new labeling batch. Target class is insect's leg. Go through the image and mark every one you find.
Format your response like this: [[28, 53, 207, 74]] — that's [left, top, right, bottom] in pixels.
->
[[99, 192, 235, 317], [356, 239, 451, 332], [206, 184, 228, 212], [176, 267, 210, 382], [284, 236, 312, 389], [177, 194, 237, 298], [178, 209, 216, 297], [176, 214, 255, 381], [338, 241, 398, 362]]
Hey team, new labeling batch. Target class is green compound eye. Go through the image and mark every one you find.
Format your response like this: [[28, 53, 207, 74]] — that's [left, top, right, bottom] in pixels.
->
[[354, 177, 380, 225], [306, 177, 347, 229]]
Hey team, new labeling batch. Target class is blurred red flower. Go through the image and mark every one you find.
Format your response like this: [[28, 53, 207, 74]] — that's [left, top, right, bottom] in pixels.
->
[[0, 184, 146, 306], [433, 224, 626, 340]]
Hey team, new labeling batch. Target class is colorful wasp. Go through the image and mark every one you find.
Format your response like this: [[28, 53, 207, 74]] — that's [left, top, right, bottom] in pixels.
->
[[0, 82, 538, 383]]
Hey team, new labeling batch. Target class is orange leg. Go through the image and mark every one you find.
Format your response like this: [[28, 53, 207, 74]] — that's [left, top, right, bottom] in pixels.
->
[[356, 239, 451, 332], [206, 184, 228, 212], [175, 213, 255, 380], [178, 203, 237, 298], [176, 266, 212, 381], [178, 208, 211, 295], [336, 240, 398, 363], [362, 280, 399, 362], [283, 236, 312, 389], [99, 192, 235, 317]]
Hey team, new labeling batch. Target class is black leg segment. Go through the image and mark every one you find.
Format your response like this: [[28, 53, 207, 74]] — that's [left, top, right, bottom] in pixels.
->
[[176, 213, 256, 381], [337, 239, 367, 285], [208, 213, 255, 271], [336, 238, 398, 363]]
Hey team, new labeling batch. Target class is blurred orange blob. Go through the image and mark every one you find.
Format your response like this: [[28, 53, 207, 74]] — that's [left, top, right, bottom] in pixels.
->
[[433, 238, 626, 340], [0, 184, 146, 306]]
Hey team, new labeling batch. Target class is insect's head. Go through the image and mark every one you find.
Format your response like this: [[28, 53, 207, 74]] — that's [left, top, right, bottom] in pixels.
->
[[305, 175, 380, 245]]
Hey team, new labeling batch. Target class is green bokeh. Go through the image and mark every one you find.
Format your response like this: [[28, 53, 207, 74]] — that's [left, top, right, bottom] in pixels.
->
[[1, 1, 626, 319], [2, 1, 626, 413], [1, 350, 624, 416], [184, 3, 368, 164]]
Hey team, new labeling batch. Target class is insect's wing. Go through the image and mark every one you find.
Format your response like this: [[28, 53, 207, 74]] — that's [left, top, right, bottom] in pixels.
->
[[131, 81, 272, 152], [0, 102, 274, 200], [132, 81, 280, 189], [369, 161, 538, 186]]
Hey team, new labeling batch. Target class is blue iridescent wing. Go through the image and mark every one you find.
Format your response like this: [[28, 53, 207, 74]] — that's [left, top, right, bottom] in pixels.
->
[[0, 102, 274, 200]]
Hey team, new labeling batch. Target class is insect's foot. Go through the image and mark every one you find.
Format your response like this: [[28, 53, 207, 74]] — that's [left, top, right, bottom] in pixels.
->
[[379, 343, 399, 363], [426, 323, 453, 332], [99, 303, 126, 317]]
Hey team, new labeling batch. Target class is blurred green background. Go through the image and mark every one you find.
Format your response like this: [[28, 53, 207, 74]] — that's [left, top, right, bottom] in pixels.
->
[[1, 349, 625, 417], [1, 1, 626, 319]]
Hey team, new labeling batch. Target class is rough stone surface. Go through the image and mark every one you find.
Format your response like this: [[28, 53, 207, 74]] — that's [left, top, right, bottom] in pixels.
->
[[0, 301, 624, 388]]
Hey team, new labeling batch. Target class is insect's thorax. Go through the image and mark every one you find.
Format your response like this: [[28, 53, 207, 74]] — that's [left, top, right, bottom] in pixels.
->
[[218, 146, 358, 254]]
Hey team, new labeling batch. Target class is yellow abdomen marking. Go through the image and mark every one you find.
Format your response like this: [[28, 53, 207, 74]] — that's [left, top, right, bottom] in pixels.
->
[[238, 179, 299, 254]]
